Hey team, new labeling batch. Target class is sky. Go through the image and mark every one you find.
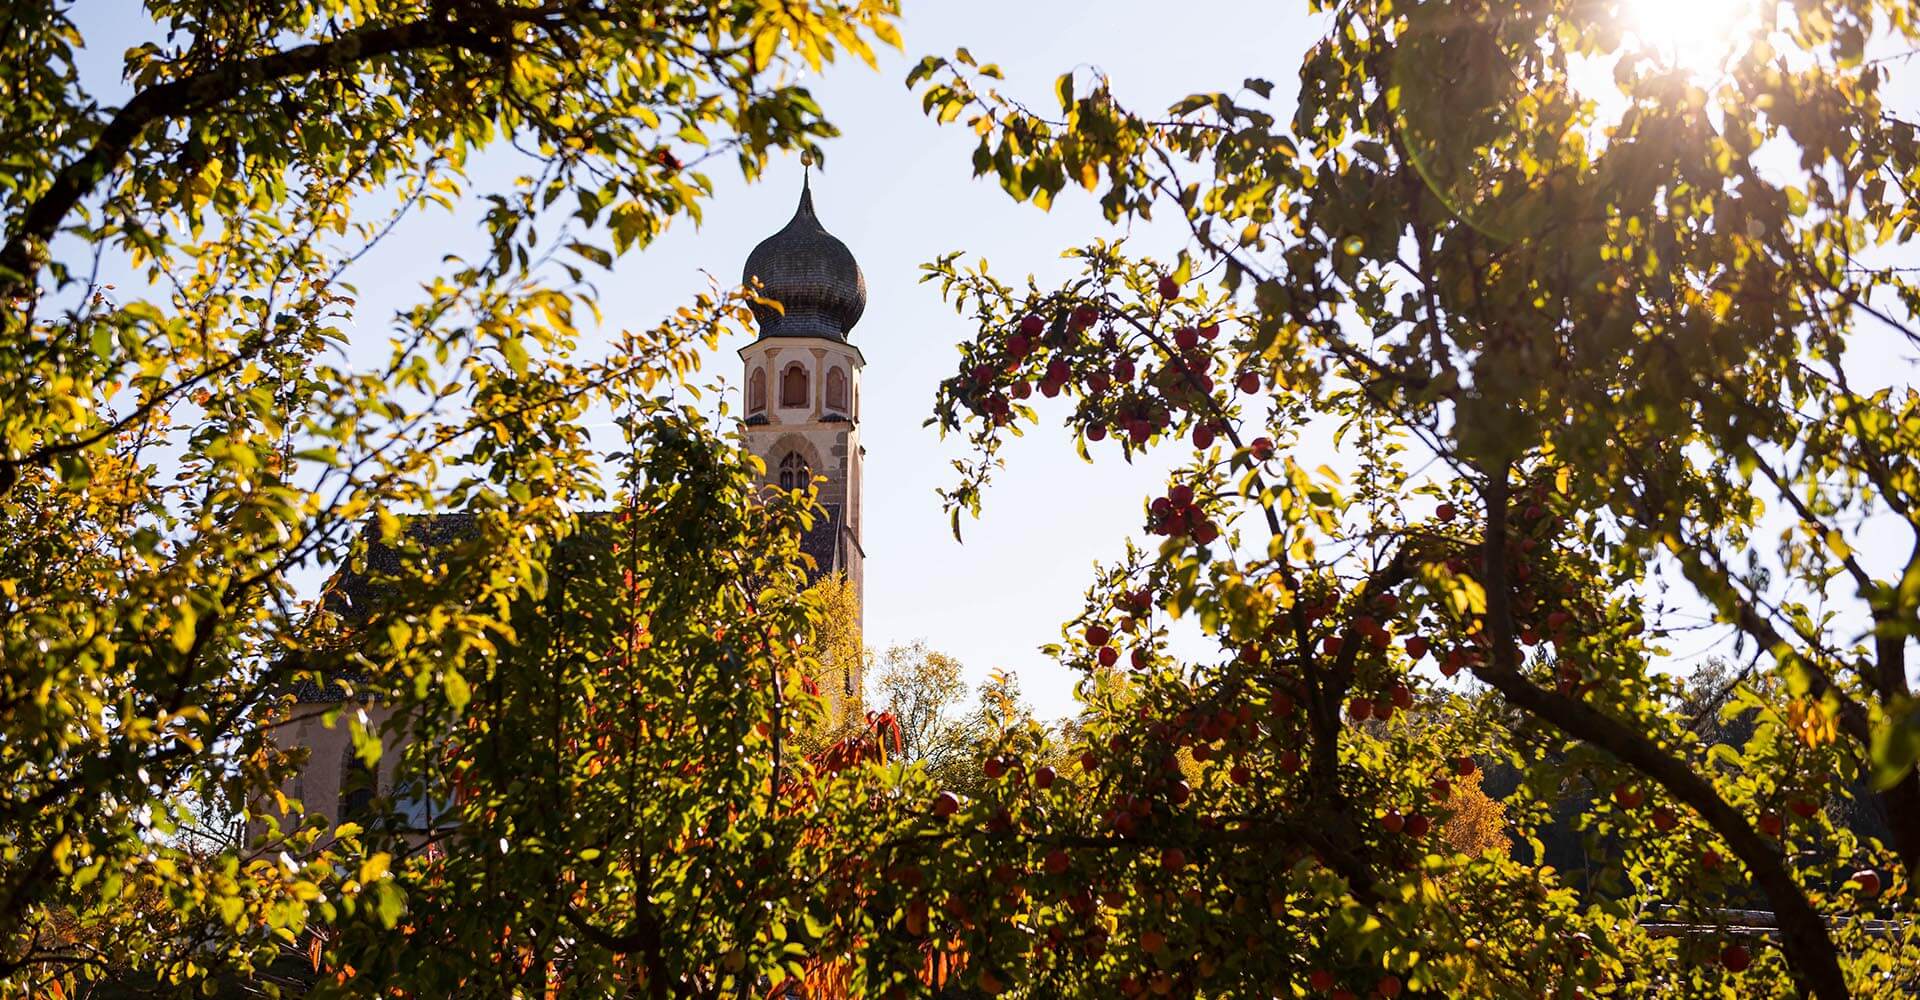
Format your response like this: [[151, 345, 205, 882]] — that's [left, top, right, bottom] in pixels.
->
[[63, 1, 1920, 721]]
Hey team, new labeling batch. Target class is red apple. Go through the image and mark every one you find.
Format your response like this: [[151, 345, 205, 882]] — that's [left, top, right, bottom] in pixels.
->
[[1788, 797, 1819, 820], [1720, 943, 1751, 972], [1381, 809, 1406, 834], [1020, 314, 1045, 337], [933, 791, 960, 817], [1613, 785, 1644, 809], [1404, 814, 1430, 838], [1237, 371, 1260, 394], [1086, 624, 1111, 647], [1230, 764, 1252, 786], [1044, 849, 1070, 875], [1308, 970, 1335, 991], [1437, 502, 1457, 522], [1376, 974, 1403, 998], [1702, 849, 1722, 870], [1250, 437, 1275, 460], [1161, 847, 1187, 872], [1758, 813, 1783, 838], [984, 757, 1006, 779], [1404, 636, 1429, 660], [1651, 807, 1677, 832], [1391, 683, 1412, 710], [1158, 275, 1181, 299], [1280, 750, 1302, 773], [1852, 869, 1882, 898], [1348, 697, 1371, 721]]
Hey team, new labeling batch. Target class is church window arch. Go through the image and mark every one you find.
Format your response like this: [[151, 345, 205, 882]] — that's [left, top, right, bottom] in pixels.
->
[[825, 366, 848, 414], [778, 451, 810, 491], [747, 367, 767, 414], [780, 362, 809, 408]]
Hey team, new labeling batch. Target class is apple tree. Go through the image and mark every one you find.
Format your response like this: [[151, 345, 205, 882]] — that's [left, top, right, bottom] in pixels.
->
[[0, 1, 900, 996], [887, 0, 1920, 996]]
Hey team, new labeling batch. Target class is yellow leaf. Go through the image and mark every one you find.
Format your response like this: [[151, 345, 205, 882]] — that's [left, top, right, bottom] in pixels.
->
[[359, 853, 391, 883]]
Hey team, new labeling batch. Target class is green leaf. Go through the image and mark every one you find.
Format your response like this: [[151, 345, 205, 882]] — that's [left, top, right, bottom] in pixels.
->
[[1871, 698, 1920, 790], [443, 668, 471, 711], [372, 880, 405, 929]]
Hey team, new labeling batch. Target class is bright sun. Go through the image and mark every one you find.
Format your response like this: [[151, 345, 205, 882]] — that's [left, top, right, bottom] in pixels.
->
[[1622, 0, 1762, 73]]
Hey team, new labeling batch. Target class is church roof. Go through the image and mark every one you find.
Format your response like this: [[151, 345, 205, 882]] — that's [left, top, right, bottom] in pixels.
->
[[287, 508, 845, 702], [741, 178, 866, 341]]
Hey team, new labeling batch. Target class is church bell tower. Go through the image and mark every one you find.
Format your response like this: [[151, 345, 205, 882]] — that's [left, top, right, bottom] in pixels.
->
[[739, 171, 866, 622]]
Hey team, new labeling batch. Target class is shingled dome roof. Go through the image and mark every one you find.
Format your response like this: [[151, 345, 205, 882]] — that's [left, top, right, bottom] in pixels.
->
[[742, 179, 866, 340]]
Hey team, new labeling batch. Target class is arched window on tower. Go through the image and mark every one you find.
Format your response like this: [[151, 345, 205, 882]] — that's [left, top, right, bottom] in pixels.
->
[[780, 362, 809, 409], [825, 367, 848, 415], [747, 367, 767, 414], [778, 452, 810, 491]]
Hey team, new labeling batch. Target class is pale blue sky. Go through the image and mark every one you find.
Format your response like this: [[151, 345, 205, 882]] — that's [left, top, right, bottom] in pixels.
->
[[64, 2, 1920, 721]]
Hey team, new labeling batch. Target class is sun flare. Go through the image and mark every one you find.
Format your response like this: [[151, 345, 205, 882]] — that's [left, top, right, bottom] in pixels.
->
[[1622, 0, 1762, 73]]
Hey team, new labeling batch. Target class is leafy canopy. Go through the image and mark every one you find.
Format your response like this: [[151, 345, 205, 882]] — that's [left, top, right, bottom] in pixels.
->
[[889, 0, 1920, 996], [0, 1, 898, 995]]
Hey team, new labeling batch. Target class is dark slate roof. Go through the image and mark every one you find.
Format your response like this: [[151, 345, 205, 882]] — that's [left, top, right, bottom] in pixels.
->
[[287, 507, 844, 702], [742, 179, 866, 341], [800, 503, 843, 575]]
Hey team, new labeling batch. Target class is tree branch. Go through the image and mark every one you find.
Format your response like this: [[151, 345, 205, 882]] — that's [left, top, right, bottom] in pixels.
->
[[0, 8, 528, 298]]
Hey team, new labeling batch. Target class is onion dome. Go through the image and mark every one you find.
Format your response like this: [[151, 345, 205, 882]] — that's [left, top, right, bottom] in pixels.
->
[[742, 177, 866, 340]]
